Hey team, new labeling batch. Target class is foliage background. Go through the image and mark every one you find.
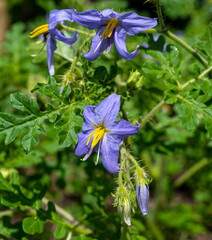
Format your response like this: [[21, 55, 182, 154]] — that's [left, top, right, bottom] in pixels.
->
[[0, 0, 212, 239]]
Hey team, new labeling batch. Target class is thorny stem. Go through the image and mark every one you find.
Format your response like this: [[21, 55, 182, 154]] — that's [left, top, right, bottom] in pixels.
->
[[164, 30, 208, 68], [119, 148, 126, 187], [121, 147, 134, 189], [140, 100, 165, 128], [155, 0, 166, 30], [145, 28, 208, 68], [180, 65, 212, 90], [125, 152, 140, 169]]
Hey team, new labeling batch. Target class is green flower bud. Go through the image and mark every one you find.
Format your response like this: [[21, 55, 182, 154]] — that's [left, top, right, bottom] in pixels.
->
[[127, 70, 143, 89], [114, 186, 132, 226]]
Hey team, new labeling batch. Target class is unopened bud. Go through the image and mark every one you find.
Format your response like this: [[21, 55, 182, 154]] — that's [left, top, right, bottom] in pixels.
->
[[136, 183, 149, 216], [114, 186, 132, 226], [135, 167, 150, 216], [127, 70, 143, 89]]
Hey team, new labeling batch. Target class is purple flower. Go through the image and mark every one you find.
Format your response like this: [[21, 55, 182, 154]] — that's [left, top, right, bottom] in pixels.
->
[[75, 93, 140, 174], [73, 9, 157, 61], [30, 9, 78, 75], [136, 183, 149, 216]]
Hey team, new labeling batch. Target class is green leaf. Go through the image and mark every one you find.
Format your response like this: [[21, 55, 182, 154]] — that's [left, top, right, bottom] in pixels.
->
[[11, 93, 40, 116], [22, 122, 46, 152], [54, 223, 68, 239], [1, 195, 21, 207], [196, 23, 212, 60], [55, 103, 84, 147], [9, 171, 20, 186], [164, 90, 178, 104], [177, 96, 212, 136], [0, 173, 15, 192], [178, 100, 199, 131], [32, 76, 71, 104], [164, 78, 179, 90], [0, 216, 25, 239], [22, 216, 45, 234]]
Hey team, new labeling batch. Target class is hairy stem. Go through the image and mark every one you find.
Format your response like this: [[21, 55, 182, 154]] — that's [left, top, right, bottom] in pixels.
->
[[140, 100, 165, 128], [125, 152, 140, 169], [156, 0, 165, 29], [180, 65, 212, 90]]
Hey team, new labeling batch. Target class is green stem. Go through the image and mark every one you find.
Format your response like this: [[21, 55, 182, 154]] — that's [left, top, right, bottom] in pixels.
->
[[121, 223, 131, 240], [137, 66, 212, 131], [61, 25, 91, 36], [156, 0, 166, 29], [119, 148, 126, 187], [125, 152, 140, 169], [145, 28, 208, 68], [174, 158, 209, 188], [180, 65, 212, 90], [140, 100, 165, 128], [164, 30, 208, 68], [54, 51, 82, 65], [63, 34, 94, 87]]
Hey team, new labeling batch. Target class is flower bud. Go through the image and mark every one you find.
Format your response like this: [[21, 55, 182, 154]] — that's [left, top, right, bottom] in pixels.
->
[[127, 70, 143, 89], [114, 186, 132, 226], [136, 183, 149, 216], [135, 167, 149, 216]]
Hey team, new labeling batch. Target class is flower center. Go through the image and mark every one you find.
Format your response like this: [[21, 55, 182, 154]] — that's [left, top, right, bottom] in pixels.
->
[[29, 24, 50, 38], [86, 120, 111, 149], [100, 16, 120, 39]]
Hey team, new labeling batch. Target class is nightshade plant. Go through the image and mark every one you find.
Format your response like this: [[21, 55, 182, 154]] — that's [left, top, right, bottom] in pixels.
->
[[0, 0, 212, 239]]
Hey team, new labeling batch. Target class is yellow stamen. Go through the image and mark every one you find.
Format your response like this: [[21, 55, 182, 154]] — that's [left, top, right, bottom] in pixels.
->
[[29, 24, 50, 38], [86, 120, 111, 149], [100, 17, 120, 39]]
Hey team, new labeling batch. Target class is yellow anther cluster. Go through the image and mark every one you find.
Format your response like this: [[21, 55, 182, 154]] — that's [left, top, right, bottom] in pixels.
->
[[100, 17, 120, 39], [29, 24, 50, 38], [86, 120, 111, 149]]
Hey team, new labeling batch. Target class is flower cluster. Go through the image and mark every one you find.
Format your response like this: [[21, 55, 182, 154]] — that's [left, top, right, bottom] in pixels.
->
[[30, 8, 157, 75], [29, 7, 155, 221]]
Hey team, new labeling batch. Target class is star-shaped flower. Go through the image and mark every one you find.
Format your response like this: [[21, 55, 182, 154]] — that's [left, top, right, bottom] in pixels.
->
[[73, 9, 157, 61], [30, 9, 78, 75], [75, 93, 140, 174]]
